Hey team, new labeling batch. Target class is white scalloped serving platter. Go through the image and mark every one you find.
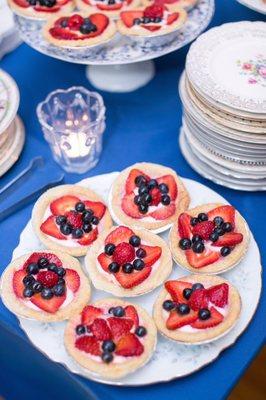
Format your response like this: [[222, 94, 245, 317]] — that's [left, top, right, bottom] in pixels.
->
[[12, 172, 262, 386]]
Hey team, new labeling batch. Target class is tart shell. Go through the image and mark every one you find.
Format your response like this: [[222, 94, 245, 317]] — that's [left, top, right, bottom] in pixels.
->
[[64, 298, 157, 379], [1, 250, 91, 322], [109, 162, 190, 232], [169, 203, 250, 274], [85, 225, 173, 296], [76, 0, 141, 18], [8, 0, 74, 19], [153, 274, 241, 344], [32, 184, 113, 257]]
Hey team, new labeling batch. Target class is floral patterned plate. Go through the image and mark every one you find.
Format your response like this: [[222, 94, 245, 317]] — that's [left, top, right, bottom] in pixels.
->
[[11, 172, 262, 385]]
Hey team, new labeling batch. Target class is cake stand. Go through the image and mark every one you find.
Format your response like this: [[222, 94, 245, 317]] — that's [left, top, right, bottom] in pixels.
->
[[14, 0, 214, 92]]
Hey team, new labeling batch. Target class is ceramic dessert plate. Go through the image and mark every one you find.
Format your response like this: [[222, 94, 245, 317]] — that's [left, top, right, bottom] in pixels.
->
[[9, 172, 262, 386]]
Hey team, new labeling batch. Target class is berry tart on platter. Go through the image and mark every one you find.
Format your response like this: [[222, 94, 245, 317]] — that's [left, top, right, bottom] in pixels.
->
[[43, 12, 117, 47], [64, 298, 157, 379], [76, 0, 141, 19], [142, 0, 198, 11], [169, 203, 250, 274], [109, 162, 190, 233], [117, 3, 187, 39], [86, 225, 172, 296], [153, 275, 241, 344], [32, 185, 112, 257], [1, 250, 90, 322], [7, 0, 74, 19]]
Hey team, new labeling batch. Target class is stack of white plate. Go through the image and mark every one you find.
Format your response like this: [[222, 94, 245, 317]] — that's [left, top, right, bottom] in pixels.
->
[[0, 69, 25, 177], [179, 21, 266, 191]]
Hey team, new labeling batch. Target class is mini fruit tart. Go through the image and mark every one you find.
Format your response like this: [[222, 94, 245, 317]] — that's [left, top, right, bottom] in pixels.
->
[[76, 0, 141, 19], [8, 0, 74, 19], [117, 3, 187, 38], [153, 275, 241, 344], [43, 12, 117, 47], [65, 298, 157, 379], [32, 184, 112, 257], [169, 203, 249, 274], [142, 0, 198, 11], [109, 162, 190, 233], [1, 250, 90, 322], [86, 225, 172, 296]]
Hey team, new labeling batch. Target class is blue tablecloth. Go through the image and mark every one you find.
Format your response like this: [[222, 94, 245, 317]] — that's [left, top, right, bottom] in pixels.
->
[[0, 1, 265, 399]]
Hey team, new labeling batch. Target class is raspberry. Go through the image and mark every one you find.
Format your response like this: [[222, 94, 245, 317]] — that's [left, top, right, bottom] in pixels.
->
[[112, 242, 135, 265], [192, 221, 215, 240], [37, 271, 59, 288], [150, 187, 161, 206], [68, 14, 84, 30], [188, 289, 209, 311], [144, 4, 164, 19], [66, 211, 83, 228]]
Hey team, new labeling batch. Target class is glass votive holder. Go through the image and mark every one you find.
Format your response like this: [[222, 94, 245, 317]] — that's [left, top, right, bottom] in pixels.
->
[[37, 86, 106, 174]]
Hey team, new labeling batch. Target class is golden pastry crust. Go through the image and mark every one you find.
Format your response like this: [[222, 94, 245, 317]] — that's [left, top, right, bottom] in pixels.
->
[[32, 184, 113, 257], [76, 0, 141, 18], [85, 225, 173, 296], [43, 11, 117, 47], [153, 274, 241, 344], [169, 203, 250, 274], [64, 298, 157, 379], [8, 0, 74, 19], [109, 162, 190, 232], [1, 250, 91, 322], [117, 5, 187, 37], [141, 0, 198, 11]]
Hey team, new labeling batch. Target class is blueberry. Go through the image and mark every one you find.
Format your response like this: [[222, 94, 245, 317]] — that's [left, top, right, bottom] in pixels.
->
[[154, 17, 162, 22], [209, 231, 219, 242], [214, 226, 225, 236], [158, 183, 169, 193], [199, 308, 211, 320], [135, 326, 147, 337], [136, 248, 146, 258], [75, 202, 85, 212], [122, 263, 134, 273], [56, 215, 67, 225], [48, 263, 58, 273], [192, 241, 205, 253], [105, 243, 116, 256], [56, 267, 66, 277], [28, 0, 37, 5], [41, 288, 53, 299], [32, 281, 43, 293], [80, 24, 92, 34], [38, 257, 49, 268], [60, 18, 68, 28], [192, 283, 204, 291], [108, 262, 120, 273], [108, 307, 115, 314], [198, 213, 208, 222], [83, 223, 92, 233], [141, 193, 152, 205], [23, 287, 34, 297], [83, 210, 93, 222], [162, 300, 175, 311], [23, 275, 35, 287], [143, 17, 150, 23], [138, 185, 149, 196], [129, 235, 141, 247], [223, 222, 232, 232], [179, 238, 191, 250], [214, 216, 224, 227], [138, 203, 148, 214], [133, 259, 145, 271], [133, 17, 141, 25], [53, 284, 65, 296], [177, 303, 190, 315], [113, 306, 125, 317], [76, 324, 86, 335], [221, 246, 231, 257], [72, 228, 83, 239], [26, 263, 39, 275], [102, 340, 116, 353], [183, 288, 192, 300], [135, 175, 147, 187], [101, 352, 113, 363], [134, 195, 142, 205], [192, 234, 203, 243], [190, 217, 199, 226], [147, 179, 158, 190], [161, 195, 171, 205], [91, 216, 99, 225], [60, 224, 72, 235], [58, 278, 65, 286]]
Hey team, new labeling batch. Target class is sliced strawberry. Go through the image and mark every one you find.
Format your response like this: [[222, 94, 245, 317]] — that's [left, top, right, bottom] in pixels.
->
[[83, 200, 106, 219], [157, 175, 178, 200], [115, 266, 152, 289], [50, 195, 80, 216], [34, 5, 61, 12], [167, 12, 179, 25], [125, 168, 149, 194], [212, 232, 243, 247], [124, 305, 139, 327], [178, 213, 192, 238], [37, 271, 59, 288], [81, 305, 102, 325], [105, 226, 134, 246], [90, 13, 109, 35], [166, 309, 198, 330], [113, 242, 135, 265], [188, 289, 208, 311], [40, 216, 66, 240], [120, 11, 143, 28], [65, 211, 83, 228], [65, 269, 80, 293], [13, 0, 29, 7], [191, 307, 224, 329], [97, 2, 122, 10], [13, 270, 26, 298], [22, 252, 62, 270], [77, 227, 98, 245], [149, 203, 176, 220], [186, 249, 220, 269], [150, 187, 161, 206], [121, 194, 143, 219], [30, 292, 66, 313], [144, 4, 164, 18], [90, 318, 112, 341], [192, 220, 215, 240], [207, 283, 229, 308], [165, 280, 192, 302], [208, 205, 235, 226], [115, 333, 144, 356], [75, 336, 101, 356], [141, 244, 162, 267], [97, 253, 111, 273], [142, 25, 161, 32], [108, 317, 133, 340], [49, 27, 78, 40]]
